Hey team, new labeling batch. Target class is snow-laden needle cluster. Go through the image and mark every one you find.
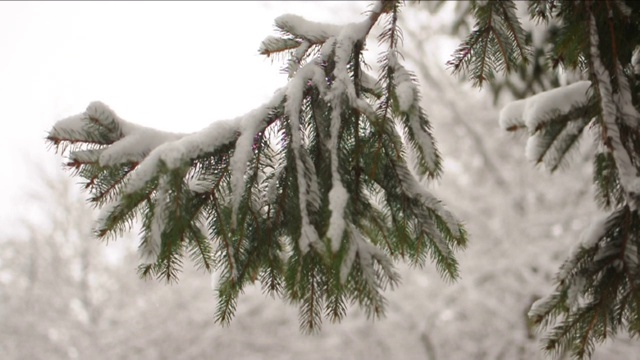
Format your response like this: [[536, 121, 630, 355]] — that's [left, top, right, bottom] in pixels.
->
[[47, 0, 466, 333]]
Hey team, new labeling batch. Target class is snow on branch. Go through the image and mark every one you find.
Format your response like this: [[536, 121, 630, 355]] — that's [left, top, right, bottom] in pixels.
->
[[285, 62, 328, 252], [258, 36, 301, 57], [499, 81, 594, 170], [499, 81, 591, 132], [124, 88, 287, 195], [589, 14, 640, 203], [388, 52, 440, 177], [274, 14, 342, 44], [45, 0, 471, 332], [49, 101, 185, 167]]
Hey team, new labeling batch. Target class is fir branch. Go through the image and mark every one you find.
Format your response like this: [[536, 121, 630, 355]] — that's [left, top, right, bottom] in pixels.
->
[[447, 0, 531, 87], [45, 1, 471, 335]]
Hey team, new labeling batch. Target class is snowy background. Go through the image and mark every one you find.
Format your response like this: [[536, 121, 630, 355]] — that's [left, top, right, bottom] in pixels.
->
[[1, 2, 638, 359]]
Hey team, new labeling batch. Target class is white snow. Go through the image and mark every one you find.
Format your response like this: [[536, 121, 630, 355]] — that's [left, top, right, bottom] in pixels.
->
[[525, 81, 591, 131], [229, 105, 270, 228], [94, 199, 121, 236], [319, 37, 336, 62], [85, 101, 122, 134], [323, 19, 378, 252], [633, 46, 640, 75], [524, 131, 544, 162], [339, 236, 358, 284], [195, 215, 209, 241], [122, 88, 287, 195], [328, 183, 348, 252], [579, 214, 608, 250], [528, 293, 556, 321], [498, 98, 527, 131], [285, 62, 326, 252], [99, 127, 183, 167], [388, 53, 416, 113], [408, 109, 439, 173], [567, 276, 586, 309], [349, 224, 397, 288], [558, 214, 608, 281], [49, 113, 91, 142], [265, 160, 285, 205], [287, 40, 311, 77], [274, 14, 341, 43], [143, 175, 169, 264], [499, 81, 591, 133], [69, 148, 104, 164], [258, 36, 300, 55], [589, 15, 640, 201]]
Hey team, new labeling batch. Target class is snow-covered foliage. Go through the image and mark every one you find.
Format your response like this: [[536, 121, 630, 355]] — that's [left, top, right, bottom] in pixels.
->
[[491, 1, 640, 357], [41, 0, 640, 357], [46, 0, 466, 333]]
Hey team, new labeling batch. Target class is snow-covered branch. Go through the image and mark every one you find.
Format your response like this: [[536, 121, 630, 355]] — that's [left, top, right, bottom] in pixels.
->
[[588, 14, 640, 206]]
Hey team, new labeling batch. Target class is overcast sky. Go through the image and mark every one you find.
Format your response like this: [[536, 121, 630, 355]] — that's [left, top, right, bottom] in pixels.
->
[[0, 1, 366, 232]]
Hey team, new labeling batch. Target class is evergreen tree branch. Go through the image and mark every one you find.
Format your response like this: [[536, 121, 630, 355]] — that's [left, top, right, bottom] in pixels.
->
[[447, 1, 531, 87], [45, 0, 469, 334]]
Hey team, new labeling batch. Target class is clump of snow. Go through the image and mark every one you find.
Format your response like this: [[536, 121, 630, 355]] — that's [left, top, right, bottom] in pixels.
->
[[499, 81, 591, 133], [265, 161, 285, 205], [388, 53, 416, 112], [122, 88, 287, 195], [258, 36, 300, 56], [328, 183, 349, 252], [524, 131, 544, 162], [143, 175, 169, 264], [99, 127, 183, 167], [49, 113, 91, 142], [195, 215, 209, 241], [408, 110, 439, 173], [558, 214, 608, 281], [275, 14, 341, 43], [340, 238, 358, 284], [524, 81, 591, 131], [85, 101, 122, 134], [94, 199, 121, 235], [70, 148, 104, 164], [319, 37, 336, 62], [299, 224, 320, 254], [229, 109, 268, 228], [498, 99, 527, 131], [286, 41, 312, 77], [567, 276, 586, 309], [528, 293, 557, 321], [348, 225, 398, 288]]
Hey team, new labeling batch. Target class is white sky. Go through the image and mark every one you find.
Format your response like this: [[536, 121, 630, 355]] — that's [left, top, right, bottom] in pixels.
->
[[0, 1, 364, 231]]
